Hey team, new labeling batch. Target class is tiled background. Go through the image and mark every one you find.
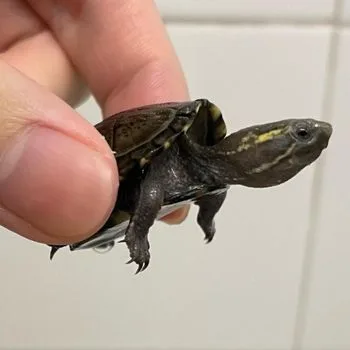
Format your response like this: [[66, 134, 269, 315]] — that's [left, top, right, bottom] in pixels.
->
[[0, 1, 349, 349]]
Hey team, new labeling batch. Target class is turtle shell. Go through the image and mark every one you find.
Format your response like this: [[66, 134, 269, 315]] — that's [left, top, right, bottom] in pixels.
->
[[95, 99, 227, 180]]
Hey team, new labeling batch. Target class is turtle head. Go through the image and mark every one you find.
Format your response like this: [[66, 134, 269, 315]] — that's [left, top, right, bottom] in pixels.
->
[[214, 118, 332, 187]]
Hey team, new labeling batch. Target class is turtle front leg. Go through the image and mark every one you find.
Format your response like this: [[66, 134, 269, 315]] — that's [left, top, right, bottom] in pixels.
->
[[123, 178, 164, 273], [195, 190, 227, 243]]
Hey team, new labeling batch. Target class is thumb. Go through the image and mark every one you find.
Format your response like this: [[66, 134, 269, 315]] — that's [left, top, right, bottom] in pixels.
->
[[0, 61, 118, 245]]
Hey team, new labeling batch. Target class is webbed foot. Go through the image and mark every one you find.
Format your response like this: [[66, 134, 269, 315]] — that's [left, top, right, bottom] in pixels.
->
[[123, 226, 150, 274]]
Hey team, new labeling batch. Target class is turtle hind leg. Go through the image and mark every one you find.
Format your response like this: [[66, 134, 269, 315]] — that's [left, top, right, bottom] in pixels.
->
[[48, 245, 64, 260], [195, 190, 227, 243]]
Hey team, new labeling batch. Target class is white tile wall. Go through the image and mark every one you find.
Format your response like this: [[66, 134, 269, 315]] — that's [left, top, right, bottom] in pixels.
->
[[296, 29, 350, 350], [342, 0, 350, 21], [1, 1, 349, 350]]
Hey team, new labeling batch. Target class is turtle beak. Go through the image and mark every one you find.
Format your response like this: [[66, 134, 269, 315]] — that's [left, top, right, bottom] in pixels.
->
[[319, 121, 332, 137], [317, 121, 333, 148]]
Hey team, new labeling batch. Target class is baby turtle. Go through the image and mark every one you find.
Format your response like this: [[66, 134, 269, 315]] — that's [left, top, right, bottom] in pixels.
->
[[49, 99, 332, 273]]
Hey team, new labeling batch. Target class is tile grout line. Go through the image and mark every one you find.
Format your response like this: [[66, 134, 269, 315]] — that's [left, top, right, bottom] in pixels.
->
[[163, 16, 350, 27], [291, 1, 344, 349]]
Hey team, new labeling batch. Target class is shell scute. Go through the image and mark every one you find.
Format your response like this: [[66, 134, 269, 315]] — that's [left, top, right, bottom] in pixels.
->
[[95, 99, 226, 180]]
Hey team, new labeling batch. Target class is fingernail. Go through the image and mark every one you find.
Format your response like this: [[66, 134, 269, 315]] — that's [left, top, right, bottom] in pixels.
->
[[0, 126, 117, 243]]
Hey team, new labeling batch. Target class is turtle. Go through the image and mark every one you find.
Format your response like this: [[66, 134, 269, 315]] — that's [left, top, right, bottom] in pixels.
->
[[49, 99, 332, 273]]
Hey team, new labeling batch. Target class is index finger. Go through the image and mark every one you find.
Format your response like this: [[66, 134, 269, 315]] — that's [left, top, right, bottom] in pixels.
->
[[28, 0, 189, 115]]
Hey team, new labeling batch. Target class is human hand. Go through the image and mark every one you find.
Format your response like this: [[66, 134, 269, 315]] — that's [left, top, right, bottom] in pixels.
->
[[0, 0, 189, 246]]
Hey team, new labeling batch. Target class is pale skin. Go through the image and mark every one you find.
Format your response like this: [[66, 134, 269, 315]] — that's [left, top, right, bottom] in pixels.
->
[[0, 0, 189, 246]]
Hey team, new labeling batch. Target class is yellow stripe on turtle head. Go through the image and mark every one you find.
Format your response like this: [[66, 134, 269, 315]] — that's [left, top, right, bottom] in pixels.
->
[[255, 128, 285, 144], [236, 128, 286, 152]]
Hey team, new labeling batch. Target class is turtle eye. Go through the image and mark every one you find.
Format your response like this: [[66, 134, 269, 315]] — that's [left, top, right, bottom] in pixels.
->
[[297, 128, 309, 139], [292, 123, 313, 142]]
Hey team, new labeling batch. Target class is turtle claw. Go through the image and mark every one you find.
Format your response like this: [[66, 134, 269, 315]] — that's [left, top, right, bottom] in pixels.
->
[[140, 259, 149, 272], [135, 263, 143, 275], [130, 255, 151, 274], [199, 221, 215, 244], [49, 245, 63, 260], [135, 260, 150, 274], [123, 231, 151, 273], [125, 258, 150, 274], [204, 236, 213, 244]]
